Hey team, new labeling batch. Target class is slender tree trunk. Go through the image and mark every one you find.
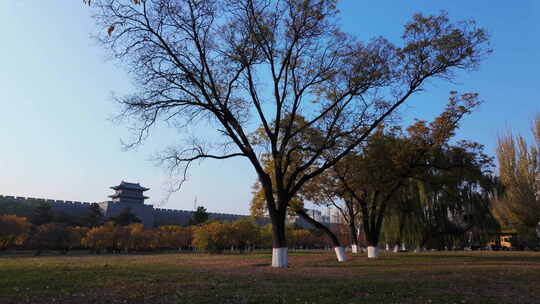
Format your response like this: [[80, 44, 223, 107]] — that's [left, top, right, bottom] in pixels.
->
[[296, 210, 347, 262], [393, 242, 400, 253], [394, 217, 405, 253], [366, 234, 379, 258], [347, 206, 359, 254], [361, 215, 380, 258], [420, 230, 433, 249], [349, 221, 359, 254], [365, 218, 383, 258]]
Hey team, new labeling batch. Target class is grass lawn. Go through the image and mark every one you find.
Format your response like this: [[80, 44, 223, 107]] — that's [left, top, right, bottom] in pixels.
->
[[1, 250, 539, 303]]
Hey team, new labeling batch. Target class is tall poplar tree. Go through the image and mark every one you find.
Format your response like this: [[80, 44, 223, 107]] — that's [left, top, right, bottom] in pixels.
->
[[493, 115, 540, 248]]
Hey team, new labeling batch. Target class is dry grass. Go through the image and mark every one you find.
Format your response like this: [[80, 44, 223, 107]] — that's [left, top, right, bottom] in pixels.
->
[[1, 250, 539, 303]]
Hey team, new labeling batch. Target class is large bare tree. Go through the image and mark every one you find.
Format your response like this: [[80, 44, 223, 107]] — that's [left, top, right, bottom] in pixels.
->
[[87, 0, 490, 267]]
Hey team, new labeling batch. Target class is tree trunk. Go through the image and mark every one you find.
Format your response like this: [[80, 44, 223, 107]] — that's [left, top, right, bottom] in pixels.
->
[[334, 246, 347, 262], [296, 210, 347, 262], [260, 175, 289, 268], [349, 217, 359, 254], [367, 246, 378, 258], [366, 233, 380, 258], [270, 211, 288, 268]]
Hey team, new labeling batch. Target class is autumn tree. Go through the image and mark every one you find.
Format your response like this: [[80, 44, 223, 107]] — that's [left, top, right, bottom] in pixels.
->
[[68, 226, 90, 250], [493, 115, 540, 248], [30, 223, 71, 255], [126, 223, 156, 251], [192, 221, 229, 253], [0, 215, 31, 251], [87, 0, 489, 267], [157, 225, 193, 250], [230, 218, 260, 252], [250, 182, 268, 218]]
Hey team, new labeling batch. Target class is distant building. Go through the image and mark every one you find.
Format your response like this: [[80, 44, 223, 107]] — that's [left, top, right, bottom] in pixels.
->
[[99, 181, 155, 228], [287, 207, 343, 229]]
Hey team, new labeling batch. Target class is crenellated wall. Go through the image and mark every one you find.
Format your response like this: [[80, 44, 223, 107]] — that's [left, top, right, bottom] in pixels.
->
[[0, 194, 97, 217], [152, 208, 251, 226], [153, 208, 193, 226], [0, 194, 258, 228]]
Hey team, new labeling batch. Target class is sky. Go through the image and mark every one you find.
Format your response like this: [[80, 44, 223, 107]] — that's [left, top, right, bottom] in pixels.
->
[[0, 1, 539, 215]]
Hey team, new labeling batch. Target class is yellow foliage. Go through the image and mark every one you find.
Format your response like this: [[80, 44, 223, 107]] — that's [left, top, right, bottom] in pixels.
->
[[0, 215, 31, 250]]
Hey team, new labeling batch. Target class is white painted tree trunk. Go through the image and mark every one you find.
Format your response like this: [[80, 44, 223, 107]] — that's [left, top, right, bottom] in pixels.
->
[[334, 247, 347, 262], [351, 244, 359, 254], [393, 244, 399, 253], [401, 243, 407, 251], [272, 247, 288, 268], [385, 243, 390, 251], [367, 246, 378, 258]]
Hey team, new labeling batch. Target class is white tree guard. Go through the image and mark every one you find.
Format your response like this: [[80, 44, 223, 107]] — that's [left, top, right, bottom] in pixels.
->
[[272, 247, 288, 268], [351, 244, 359, 254], [393, 244, 399, 253], [334, 247, 347, 262], [367, 246, 378, 258], [401, 243, 407, 251]]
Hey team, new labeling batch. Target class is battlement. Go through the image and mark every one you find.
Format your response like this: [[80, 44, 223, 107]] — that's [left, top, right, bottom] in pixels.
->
[[154, 208, 194, 215], [153, 208, 248, 218], [208, 212, 246, 218], [49, 200, 95, 207], [0, 194, 95, 205]]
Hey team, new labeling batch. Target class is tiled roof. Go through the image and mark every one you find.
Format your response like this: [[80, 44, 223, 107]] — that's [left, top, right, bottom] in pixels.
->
[[110, 181, 149, 191]]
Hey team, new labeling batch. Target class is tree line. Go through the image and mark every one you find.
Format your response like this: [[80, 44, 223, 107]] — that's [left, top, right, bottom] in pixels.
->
[[0, 214, 343, 255]]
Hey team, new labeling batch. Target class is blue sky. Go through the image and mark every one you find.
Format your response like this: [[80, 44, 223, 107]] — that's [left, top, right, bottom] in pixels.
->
[[1, 1, 538, 215]]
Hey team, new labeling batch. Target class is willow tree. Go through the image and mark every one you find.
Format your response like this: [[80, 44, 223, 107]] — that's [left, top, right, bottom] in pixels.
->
[[382, 140, 499, 251], [316, 93, 485, 258], [87, 0, 490, 267], [493, 115, 540, 248]]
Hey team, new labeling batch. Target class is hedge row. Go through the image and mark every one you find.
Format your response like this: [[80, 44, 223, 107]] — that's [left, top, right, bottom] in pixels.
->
[[0, 215, 335, 254]]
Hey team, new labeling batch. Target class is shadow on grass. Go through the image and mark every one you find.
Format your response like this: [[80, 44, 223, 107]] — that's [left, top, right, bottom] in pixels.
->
[[252, 263, 271, 267]]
